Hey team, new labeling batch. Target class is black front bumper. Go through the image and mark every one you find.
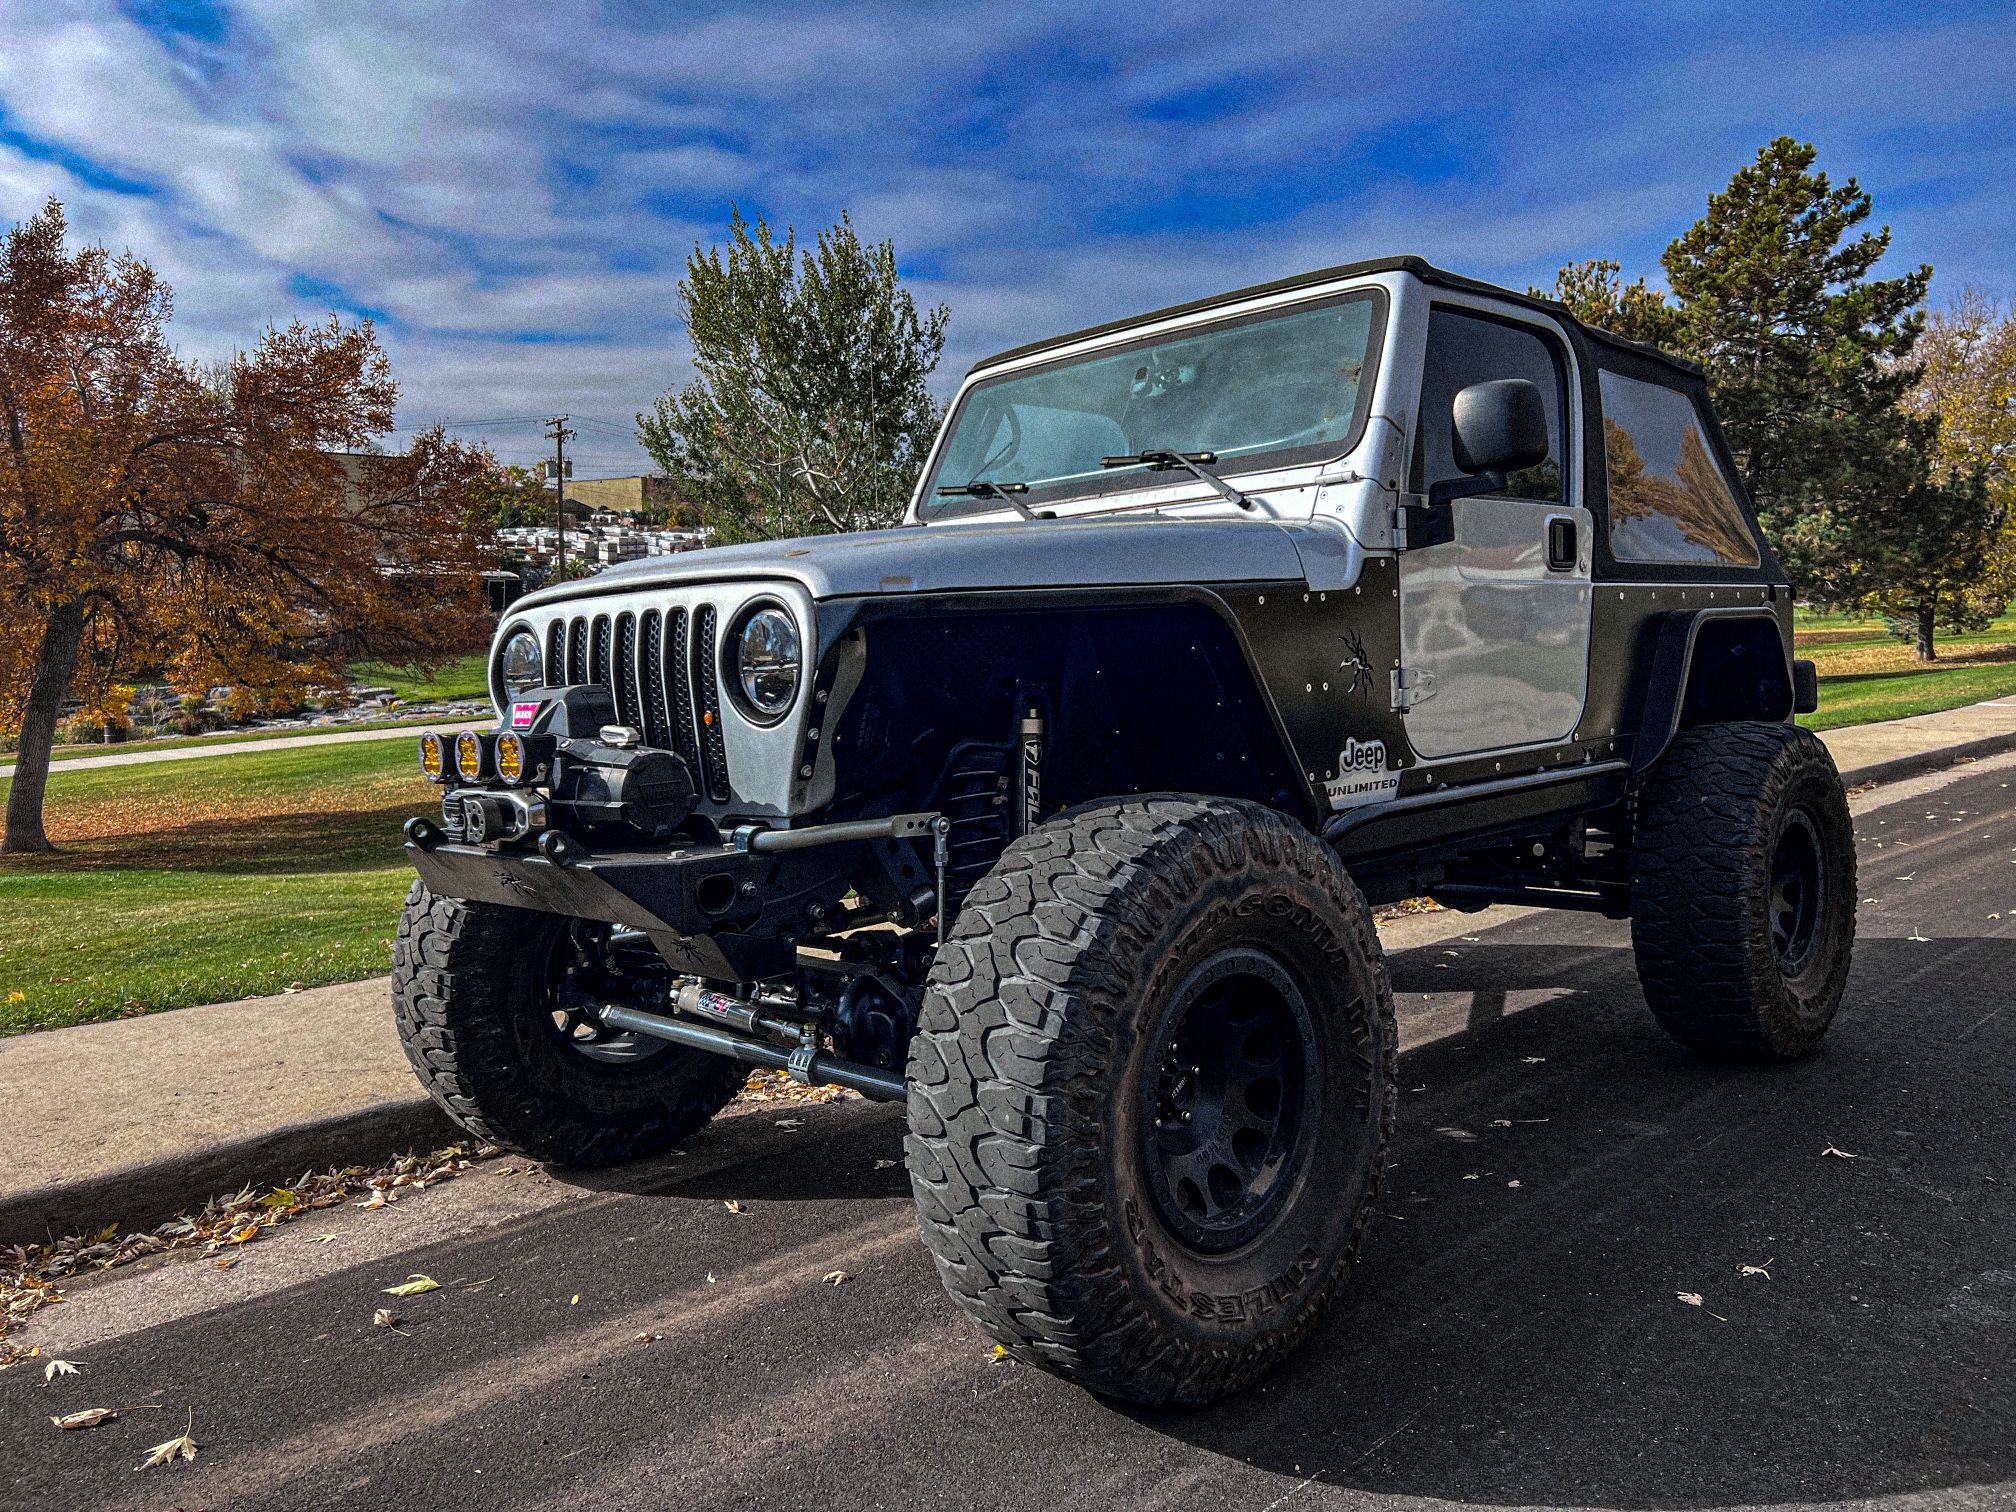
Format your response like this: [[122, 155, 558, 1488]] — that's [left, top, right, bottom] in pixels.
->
[[405, 834, 843, 980]]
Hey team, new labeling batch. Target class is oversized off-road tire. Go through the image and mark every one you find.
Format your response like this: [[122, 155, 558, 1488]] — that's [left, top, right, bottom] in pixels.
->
[[1630, 721, 1856, 1059], [391, 883, 745, 1165], [905, 795, 1397, 1405]]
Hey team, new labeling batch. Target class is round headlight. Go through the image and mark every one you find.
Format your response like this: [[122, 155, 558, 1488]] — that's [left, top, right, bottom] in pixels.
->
[[732, 605, 801, 721], [500, 628, 543, 698]]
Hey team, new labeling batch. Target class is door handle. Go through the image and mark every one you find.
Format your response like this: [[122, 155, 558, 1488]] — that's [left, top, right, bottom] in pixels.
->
[[1546, 517, 1577, 572]]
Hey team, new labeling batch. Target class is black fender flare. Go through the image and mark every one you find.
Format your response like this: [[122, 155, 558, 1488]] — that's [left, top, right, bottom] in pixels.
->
[[1632, 606, 1794, 775]]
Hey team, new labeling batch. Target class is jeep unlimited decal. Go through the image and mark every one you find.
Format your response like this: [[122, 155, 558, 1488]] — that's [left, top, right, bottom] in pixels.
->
[[1323, 735, 1400, 811]]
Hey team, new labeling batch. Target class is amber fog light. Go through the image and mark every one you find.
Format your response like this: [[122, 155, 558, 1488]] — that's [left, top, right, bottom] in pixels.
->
[[496, 732, 526, 785], [419, 732, 447, 782], [454, 731, 488, 780]]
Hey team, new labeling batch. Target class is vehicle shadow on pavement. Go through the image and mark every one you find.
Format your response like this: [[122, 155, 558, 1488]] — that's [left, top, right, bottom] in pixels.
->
[[1135, 931, 2016, 1508], [554, 1102, 913, 1204]]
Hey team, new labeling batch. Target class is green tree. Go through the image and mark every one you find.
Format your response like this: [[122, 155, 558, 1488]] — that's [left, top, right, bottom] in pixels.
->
[[1531, 258, 1683, 347], [1661, 137, 1936, 603], [1538, 138, 2004, 655], [638, 209, 949, 544]]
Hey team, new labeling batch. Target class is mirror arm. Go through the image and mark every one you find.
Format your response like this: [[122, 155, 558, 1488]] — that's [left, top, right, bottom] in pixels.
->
[[1427, 468, 1506, 508]]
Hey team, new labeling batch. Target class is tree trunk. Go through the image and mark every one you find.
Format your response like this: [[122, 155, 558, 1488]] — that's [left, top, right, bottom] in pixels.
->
[[2, 599, 87, 854], [1914, 604, 1938, 664]]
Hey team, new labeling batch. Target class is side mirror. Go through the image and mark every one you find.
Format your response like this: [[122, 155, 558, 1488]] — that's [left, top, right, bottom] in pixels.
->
[[1428, 378, 1550, 506]]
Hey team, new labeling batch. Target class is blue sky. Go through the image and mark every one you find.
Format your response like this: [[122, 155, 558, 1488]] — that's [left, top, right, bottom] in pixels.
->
[[0, 0, 2011, 477]]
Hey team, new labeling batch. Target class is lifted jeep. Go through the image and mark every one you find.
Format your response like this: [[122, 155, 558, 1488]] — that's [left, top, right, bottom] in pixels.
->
[[394, 255, 1854, 1405]]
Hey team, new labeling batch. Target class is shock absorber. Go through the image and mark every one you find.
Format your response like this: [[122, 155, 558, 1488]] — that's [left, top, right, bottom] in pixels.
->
[[1014, 701, 1045, 838]]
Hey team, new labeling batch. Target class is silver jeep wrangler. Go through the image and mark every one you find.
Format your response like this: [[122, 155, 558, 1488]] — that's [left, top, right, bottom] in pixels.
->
[[396, 256, 1852, 1404]]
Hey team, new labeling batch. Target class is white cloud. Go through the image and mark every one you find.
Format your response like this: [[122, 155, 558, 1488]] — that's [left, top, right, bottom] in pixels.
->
[[0, 0, 2008, 480]]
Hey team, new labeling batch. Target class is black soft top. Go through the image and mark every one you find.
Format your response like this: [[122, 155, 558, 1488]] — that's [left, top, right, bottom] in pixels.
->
[[970, 254, 1703, 380]]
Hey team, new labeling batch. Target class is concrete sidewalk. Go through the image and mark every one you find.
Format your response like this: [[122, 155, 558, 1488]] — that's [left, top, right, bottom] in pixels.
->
[[0, 981, 454, 1243], [1, 717, 488, 782], [4, 698, 2014, 1246], [1816, 696, 2016, 786]]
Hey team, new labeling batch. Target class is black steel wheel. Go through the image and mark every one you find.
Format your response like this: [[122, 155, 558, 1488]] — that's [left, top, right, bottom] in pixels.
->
[[391, 884, 746, 1165], [906, 795, 1398, 1405], [1140, 949, 1318, 1255], [545, 921, 672, 1066], [1630, 721, 1857, 1060]]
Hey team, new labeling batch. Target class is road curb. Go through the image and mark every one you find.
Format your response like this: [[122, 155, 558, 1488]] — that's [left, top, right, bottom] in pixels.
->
[[0, 1095, 458, 1248], [1836, 729, 2016, 790]]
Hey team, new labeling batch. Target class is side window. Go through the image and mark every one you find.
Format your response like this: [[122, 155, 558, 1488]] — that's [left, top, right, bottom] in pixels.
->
[[1413, 307, 1567, 502], [1598, 371, 1759, 566]]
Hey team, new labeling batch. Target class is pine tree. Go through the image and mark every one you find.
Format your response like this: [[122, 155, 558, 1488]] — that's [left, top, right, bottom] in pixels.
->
[[1660, 137, 1935, 601], [1531, 259, 1683, 348]]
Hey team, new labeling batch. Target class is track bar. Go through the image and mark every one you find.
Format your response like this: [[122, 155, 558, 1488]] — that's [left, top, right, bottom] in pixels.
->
[[594, 1002, 908, 1102]]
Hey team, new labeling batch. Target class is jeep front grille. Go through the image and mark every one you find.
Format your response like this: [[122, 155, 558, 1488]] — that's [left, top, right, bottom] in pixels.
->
[[691, 606, 731, 803], [551, 606, 727, 801]]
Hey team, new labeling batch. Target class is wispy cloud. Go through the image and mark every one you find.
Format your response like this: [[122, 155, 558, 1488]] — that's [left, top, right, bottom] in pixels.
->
[[0, 0, 2010, 472]]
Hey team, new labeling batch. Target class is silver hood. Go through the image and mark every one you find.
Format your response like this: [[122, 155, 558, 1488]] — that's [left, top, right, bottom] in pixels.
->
[[513, 515, 1337, 612]]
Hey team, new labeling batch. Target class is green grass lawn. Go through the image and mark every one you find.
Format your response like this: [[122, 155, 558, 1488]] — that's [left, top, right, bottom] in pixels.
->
[[1797, 611, 2016, 731], [348, 653, 490, 703], [0, 742, 435, 1035]]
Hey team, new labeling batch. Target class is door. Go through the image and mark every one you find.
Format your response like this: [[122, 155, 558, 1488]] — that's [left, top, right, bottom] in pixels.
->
[[1396, 304, 1592, 761]]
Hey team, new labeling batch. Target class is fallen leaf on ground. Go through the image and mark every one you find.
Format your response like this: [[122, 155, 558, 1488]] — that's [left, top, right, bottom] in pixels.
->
[[723, 1200, 746, 1215], [1507, 1180, 1522, 1188], [310, 1233, 339, 1244], [1523, 1056, 1547, 1064], [775, 1118, 802, 1130], [1490, 1119, 1513, 1128], [570, 1294, 580, 1305], [381, 1275, 439, 1297], [822, 1270, 851, 1286], [1821, 1146, 1861, 1159], [1677, 1292, 1703, 1306], [51, 1407, 118, 1429], [360, 1188, 390, 1211], [990, 1344, 1010, 1365], [1738, 1259, 1774, 1278], [636, 1332, 658, 1344], [138, 1411, 198, 1469], [705, 1272, 717, 1285], [260, 1189, 297, 1209], [873, 1159, 896, 1171], [373, 1308, 400, 1329], [42, 1358, 80, 1383]]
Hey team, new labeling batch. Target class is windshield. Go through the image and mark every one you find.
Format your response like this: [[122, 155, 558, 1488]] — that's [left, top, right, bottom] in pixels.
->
[[921, 288, 1384, 519]]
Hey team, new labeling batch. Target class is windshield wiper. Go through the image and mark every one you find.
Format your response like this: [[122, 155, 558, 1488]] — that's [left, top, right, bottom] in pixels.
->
[[1100, 449, 1254, 511], [936, 479, 1038, 520]]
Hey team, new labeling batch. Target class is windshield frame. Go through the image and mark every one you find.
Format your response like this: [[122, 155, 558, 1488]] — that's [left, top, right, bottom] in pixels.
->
[[917, 284, 1389, 521]]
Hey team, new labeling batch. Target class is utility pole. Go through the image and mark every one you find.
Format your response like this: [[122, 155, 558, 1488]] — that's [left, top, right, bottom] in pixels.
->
[[545, 414, 576, 580]]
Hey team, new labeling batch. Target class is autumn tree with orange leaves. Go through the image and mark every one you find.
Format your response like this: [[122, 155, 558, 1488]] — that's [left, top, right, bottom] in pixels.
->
[[1, 200, 500, 853]]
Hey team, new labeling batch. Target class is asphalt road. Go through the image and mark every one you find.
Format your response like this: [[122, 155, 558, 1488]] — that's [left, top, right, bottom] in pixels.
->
[[8, 761, 2015, 1512]]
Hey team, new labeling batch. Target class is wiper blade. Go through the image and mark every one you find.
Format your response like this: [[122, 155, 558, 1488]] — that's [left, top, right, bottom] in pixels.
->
[[936, 479, 1037, 521], [1100, 449, 1254, 511]]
